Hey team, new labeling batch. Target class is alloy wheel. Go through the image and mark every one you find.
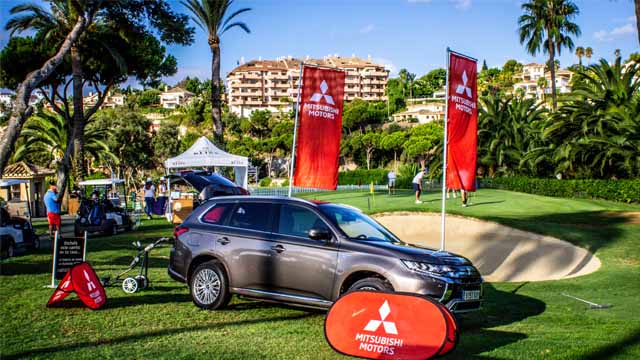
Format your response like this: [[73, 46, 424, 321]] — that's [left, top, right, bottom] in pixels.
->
[[193, 269, 221, 305]]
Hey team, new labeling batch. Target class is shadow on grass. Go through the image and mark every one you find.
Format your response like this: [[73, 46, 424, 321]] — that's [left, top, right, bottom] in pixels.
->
[[3, 313, 314, 359], [47, 292, 192, 309], [581, 328, 640, 360], [0, 259, 51, 276], [440, 283, 544, 358]]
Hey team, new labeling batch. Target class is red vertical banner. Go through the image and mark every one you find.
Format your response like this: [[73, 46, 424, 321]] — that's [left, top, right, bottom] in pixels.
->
[[293, 66, 346, 190], [446, 52, 478, 191]]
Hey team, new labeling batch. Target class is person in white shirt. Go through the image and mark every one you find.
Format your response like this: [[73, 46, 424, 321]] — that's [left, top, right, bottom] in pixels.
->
[[143, 178, 156, 219], [412, 169, 427, 204], [158, 177, 168, 196], [387, 170, 396, 195]]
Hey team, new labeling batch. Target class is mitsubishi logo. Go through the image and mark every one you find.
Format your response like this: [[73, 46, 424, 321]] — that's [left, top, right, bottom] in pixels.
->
[[455, 70, 472, 98], [364, 300, 398, 335], [310, 80, 335, 105]]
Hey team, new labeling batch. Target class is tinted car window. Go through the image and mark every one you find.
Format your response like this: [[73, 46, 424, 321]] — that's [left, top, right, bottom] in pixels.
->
[[228, 203, 272, 232], [201, 203, 234, 224], [277, 205, 328, 238]]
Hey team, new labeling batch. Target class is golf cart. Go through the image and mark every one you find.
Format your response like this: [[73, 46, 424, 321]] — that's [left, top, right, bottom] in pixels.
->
[[0, 179, 39, 258], [74, 179, 140, 237]]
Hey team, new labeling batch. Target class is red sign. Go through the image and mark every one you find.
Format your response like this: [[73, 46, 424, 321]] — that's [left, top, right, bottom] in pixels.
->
[[293, 66, 346, 190], [446, 52, 478, 191], [325, 291, 458, 359], [47, 262, 107, 310]]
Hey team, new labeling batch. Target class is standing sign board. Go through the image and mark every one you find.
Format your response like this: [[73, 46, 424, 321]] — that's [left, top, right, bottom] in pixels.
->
[[49, 231, 87, 283], [292, 65, 346, 190]]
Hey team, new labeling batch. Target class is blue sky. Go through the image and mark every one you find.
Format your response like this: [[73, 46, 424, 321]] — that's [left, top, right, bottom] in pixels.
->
[[1, 0, 638, 85]]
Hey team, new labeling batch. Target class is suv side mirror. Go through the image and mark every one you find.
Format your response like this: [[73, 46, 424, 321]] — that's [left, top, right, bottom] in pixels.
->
[[308, 227, 331, 241]]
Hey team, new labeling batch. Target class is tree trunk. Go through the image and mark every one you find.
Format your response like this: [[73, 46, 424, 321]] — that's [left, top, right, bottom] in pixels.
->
[[210, 40, 224, 147], [71, 45, 86, 182], [636, 0, 640, 46], [366, 149, 372, 170], [547, 42, 558, 111], [0, 15, 86, 175]]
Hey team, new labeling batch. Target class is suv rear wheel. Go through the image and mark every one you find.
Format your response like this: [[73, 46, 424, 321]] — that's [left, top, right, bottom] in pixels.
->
[[348, 277, 393, 293], [190, 261, 231, 310]]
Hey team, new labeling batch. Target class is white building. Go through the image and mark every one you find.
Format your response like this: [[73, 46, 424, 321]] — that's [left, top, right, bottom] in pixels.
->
[[83, 91, 126, 109], [512, 63, 573, 102], [160, 86, 195, 109], [392, 99, 445, 124]]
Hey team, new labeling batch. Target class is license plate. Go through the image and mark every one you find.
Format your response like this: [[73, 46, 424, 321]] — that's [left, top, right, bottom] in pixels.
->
[[463, 290, 480, 300]]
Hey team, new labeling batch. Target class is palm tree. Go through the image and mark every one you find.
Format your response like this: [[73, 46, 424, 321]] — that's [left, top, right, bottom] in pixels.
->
[[539, 59, 639, 178], [518, 0, 581, 111], [181, 0, 251, 146], [575, 46, 584, 67], [585, 46, 593, 65], [536, 76, 548, 102], [13, 111, 117, 170], [614, 48, 621, 61], [635, 0, 640, 46]]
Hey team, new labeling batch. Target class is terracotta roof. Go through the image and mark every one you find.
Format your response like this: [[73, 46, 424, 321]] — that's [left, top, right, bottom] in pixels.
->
[[2, 161, 54, 178]]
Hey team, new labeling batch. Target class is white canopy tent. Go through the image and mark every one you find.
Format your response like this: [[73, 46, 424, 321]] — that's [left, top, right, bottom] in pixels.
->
[[164, 136, 249, 189]]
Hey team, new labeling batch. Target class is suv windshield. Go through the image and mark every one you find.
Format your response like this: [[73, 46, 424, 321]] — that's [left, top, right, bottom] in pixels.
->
[[319, 204, 403, 244]]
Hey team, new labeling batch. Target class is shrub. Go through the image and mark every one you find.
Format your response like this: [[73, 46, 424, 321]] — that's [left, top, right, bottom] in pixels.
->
[[481, 177, 640, 203], [259, 177, 272, 187], [282, 178, 289, 187]]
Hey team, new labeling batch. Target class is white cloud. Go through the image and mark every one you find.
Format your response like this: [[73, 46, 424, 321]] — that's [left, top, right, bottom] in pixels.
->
[[360, 24, 375, 34], [450, 0, 472, 10], [594, 23, 636, 42]]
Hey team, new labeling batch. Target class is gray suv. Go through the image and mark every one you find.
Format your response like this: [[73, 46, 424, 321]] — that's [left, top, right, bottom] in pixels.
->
[[168, 196, 483, 313]]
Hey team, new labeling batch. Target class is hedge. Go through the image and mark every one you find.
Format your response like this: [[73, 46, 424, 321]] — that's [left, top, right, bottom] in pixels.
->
[[338, 169, 387, 186], [481, 177, 640, 203]]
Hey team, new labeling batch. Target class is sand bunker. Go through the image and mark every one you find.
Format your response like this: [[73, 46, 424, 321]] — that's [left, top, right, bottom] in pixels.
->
[[373, 212, 601, 282]]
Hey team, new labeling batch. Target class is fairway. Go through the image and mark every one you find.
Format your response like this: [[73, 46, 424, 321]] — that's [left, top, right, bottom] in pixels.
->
[[1, 189, 639, 359]]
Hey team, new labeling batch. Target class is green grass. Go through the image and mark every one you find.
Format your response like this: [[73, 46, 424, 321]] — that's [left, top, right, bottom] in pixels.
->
[[1, 189, 639, 359]]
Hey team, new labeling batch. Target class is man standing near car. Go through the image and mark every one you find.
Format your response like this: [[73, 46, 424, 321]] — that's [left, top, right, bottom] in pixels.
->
[[43, 181, 61, 239]]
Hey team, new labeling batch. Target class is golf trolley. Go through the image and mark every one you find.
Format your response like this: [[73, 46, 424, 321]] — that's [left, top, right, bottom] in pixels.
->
[[102, 237, 169, 293]]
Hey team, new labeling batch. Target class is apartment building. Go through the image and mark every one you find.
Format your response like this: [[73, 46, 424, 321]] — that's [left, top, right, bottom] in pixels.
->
[[227, 56, 389, 117], [512, 63, 573, 102]]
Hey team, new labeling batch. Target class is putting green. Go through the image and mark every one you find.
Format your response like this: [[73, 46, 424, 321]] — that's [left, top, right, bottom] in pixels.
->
[[374, 212, 601, 282]]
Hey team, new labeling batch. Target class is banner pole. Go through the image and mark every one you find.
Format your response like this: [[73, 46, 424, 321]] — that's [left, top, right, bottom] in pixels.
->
[[440, 48, 451, 252], [83, 231, 87, 261], [288, 61, 304, 197], [48, 231, 59, 288]]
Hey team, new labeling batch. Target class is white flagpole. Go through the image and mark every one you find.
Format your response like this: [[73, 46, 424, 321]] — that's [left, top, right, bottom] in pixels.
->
[[288, 62, 304, 197], [440, 48, 451, 252]]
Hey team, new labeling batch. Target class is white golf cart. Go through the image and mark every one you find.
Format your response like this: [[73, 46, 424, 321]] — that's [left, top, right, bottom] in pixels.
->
[[74, 179, 140, 236], [0, 179, 39, 258]]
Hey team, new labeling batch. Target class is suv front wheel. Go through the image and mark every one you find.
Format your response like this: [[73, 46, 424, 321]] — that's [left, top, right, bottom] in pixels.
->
[[190, 261, 231, 310], [348, 277, 393, 293]]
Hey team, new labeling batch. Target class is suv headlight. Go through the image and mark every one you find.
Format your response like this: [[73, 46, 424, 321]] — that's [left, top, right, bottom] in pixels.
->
[[402, 260, 454, 275]]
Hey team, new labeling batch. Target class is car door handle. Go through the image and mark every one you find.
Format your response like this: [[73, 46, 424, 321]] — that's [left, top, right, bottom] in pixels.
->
[[271, 244, 285, 253], [216, 237, 230, 245]]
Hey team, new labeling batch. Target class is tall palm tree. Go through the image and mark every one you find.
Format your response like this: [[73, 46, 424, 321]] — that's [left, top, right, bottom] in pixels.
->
[[518, 0, 581, 111], [635, 0, 640, 46], [575, 46, 584, 67], [585, 46, 593, 65], [181, 0, 251, 145], [614, 48, 621, 61], [13, 111, 117, 170]]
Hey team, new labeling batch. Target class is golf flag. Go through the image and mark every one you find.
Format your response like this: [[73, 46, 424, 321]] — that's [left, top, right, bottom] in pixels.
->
[[293, 66, 346, 190], [446, 52, 477, 191]]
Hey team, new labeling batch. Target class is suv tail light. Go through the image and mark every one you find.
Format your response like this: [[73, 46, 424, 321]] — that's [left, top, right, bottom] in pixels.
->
[[174, 226, 189, 238]]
